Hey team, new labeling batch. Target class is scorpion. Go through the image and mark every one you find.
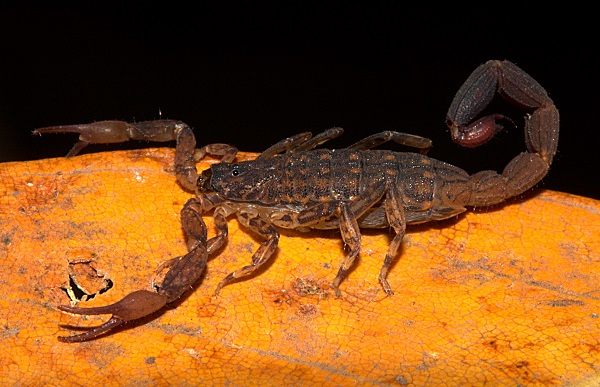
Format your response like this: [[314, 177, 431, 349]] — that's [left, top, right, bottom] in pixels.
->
[[34, 60, 559, 342]]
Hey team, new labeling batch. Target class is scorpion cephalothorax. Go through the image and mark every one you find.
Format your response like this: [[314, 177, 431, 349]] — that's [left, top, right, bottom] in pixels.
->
[[34, 60, 559, 342]]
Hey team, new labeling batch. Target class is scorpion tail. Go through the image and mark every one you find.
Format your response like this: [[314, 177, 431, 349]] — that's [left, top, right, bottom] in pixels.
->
[[446, 60, 559, 206]]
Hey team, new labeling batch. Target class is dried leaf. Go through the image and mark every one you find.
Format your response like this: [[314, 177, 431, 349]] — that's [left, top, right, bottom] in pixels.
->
[[1, 148, 599, 386]]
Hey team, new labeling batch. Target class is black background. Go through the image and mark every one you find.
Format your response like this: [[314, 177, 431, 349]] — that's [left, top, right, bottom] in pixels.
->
[[1, 7, 598, 200]]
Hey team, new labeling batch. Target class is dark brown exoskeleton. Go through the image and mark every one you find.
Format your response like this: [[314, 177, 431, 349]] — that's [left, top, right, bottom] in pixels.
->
[[34, 60, 559, 342]]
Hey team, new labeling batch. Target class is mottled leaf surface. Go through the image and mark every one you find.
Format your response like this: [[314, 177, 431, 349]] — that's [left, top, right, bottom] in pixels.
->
[[1, 149, 599, 386]]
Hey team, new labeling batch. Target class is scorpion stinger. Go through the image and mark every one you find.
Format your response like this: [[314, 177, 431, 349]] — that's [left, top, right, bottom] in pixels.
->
[[35, 60, 559, 341]]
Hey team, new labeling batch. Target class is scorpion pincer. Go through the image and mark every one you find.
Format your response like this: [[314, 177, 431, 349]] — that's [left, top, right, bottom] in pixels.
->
[[34, 60, 559, 342]]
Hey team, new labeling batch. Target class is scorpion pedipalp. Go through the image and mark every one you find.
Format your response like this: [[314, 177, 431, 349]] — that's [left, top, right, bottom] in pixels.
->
[[56, 197, 215, 342], [33, 120, 187, 157], [57, 290, 168, 343]]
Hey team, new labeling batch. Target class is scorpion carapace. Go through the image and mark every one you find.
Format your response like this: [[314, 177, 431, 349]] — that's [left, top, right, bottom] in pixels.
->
[[34, 60, 559, 342]]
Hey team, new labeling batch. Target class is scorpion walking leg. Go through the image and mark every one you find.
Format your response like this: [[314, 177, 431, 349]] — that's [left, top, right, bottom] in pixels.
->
[[288, 127, 344, 153], [57, 198, 210, 342], [259, 127, 432, 158], [213, 212, 280, 295], [256, 128, 344, 159], [256, 132, 313, 159], [205, 205, 231, 256], [292, 182, 387, 296], [282, 199, 365, 297], [331, 203, 362, 297], [446, 60, 559, 205], [378, 184, 406, 296], [346, 131, 432, 155]]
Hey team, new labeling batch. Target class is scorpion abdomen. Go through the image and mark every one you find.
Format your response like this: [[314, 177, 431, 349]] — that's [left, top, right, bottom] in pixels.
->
[[210, 149, 471, 228]]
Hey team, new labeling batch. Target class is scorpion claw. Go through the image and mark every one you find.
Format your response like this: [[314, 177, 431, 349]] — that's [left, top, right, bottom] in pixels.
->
[[57, 290, 168, 342], [57, 316, 126, 343], [33, 121, 135, 157]]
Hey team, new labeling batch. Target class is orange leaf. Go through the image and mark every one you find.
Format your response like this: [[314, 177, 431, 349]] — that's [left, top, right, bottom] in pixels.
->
[[1, 148, 599, 386]]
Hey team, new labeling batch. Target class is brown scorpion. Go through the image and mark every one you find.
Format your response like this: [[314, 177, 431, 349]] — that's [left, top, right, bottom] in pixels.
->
[[34, 60, 559, 342]]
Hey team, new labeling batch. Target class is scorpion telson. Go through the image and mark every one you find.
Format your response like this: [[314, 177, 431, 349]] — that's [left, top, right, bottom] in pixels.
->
[[34, 60, 559, 342]]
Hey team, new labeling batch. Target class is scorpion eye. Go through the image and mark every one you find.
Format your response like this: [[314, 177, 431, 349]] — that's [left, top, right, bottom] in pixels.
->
[[231, 168, 240, 177]]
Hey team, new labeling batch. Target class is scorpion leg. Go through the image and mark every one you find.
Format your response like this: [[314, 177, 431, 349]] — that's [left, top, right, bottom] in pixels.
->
[[288, 127, 344, 153], [446, 60, 559, 205], [291, 181, 387, 296], [57, 197, 210, 342], [346, 131, 432, 155], [256, 132, 313, 159], [331, 203, 362, 297], [256, 128, 344, 159], [332, 181, 389, 296], [204, 205, 231, 255], [378, 183, 406, 296], [214, 211, 279, 295]]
